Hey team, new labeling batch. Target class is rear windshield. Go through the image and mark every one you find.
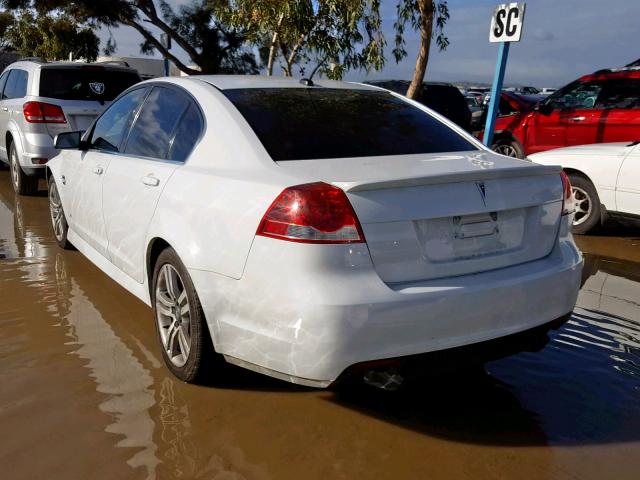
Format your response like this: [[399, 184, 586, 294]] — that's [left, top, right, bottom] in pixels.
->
[[39, 68, 141, 101], [223, 88, 478, 161]]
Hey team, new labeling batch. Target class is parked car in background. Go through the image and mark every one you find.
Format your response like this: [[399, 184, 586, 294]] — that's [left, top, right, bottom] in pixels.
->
[[490, 67, 640, 158], [530, 141, 640, 234], [505, 86, 541, 95], [465, 95, 485, 131], [47, 76, 581, 388], [541, 87, 558, 96], [0, 59, 141, 195], [365, 80, 472, 131]]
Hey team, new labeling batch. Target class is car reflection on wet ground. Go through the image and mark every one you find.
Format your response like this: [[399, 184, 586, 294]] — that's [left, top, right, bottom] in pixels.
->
[[0, 173, 638, 480]]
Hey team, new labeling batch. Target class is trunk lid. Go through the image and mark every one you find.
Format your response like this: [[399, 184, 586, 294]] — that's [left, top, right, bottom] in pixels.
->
[[277, 151, 563, 284], [43, 100, 106, 138]]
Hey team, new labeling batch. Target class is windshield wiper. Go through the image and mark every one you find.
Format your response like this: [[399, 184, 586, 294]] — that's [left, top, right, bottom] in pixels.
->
[[627, 140, 640, 147]]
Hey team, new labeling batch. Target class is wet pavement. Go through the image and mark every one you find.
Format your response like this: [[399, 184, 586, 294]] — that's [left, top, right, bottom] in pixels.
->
[[0, 172, 639, 480]]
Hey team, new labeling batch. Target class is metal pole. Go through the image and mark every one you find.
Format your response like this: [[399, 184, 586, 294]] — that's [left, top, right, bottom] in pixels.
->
[[163, 58, 170, 77], [483, 41, 510, 147]]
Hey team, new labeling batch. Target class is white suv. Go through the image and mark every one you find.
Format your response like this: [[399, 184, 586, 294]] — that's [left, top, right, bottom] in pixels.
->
[[0, 59, 141, 195]]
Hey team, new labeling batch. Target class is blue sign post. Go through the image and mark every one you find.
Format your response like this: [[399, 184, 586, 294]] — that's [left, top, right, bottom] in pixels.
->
[[483, 2, 526, 147], [483, 42, 511, 147]]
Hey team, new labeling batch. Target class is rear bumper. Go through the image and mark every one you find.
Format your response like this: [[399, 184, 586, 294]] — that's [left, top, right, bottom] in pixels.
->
[[17, 132, 57, 173], [190, 235, 582, 388]]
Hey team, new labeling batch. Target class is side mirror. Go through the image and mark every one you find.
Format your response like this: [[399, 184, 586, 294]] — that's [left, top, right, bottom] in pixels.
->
[[54, 131, 87, 150]]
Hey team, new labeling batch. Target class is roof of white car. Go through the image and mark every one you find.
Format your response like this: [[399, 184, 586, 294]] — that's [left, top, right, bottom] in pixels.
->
[[185, 74, 379, 91]]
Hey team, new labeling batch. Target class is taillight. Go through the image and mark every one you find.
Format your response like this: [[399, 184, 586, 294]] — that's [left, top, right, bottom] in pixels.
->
[[560, 171, 574, 216], [23, 102, 67, 123], [257, 182, 365, 243]]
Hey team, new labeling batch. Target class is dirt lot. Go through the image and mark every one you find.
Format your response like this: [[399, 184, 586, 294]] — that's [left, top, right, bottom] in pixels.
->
[[1, 173, 639, 480]]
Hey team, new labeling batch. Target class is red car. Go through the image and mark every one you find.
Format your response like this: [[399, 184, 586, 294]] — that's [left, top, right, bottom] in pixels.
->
[[489, 67, 640, 158]]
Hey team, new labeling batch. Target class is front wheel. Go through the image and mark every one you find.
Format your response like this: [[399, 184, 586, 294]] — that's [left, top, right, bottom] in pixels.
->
[[10, 142, 38, 195], [568, 173, 601, 235], [48, 178, 73, 249], [491, 138, 525, 159], [152, 248, 215, 383]]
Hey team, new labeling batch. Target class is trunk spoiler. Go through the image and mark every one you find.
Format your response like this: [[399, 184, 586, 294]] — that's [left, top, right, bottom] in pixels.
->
[[340, 164, 562, 192]]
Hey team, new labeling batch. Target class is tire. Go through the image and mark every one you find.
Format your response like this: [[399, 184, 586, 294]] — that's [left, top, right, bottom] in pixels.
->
[[568, 173, 601, 235], [151, 247, 215, 383], [9, 142, 38, 195], [48, 178, 74, 249], [491, 138, 525, 159]]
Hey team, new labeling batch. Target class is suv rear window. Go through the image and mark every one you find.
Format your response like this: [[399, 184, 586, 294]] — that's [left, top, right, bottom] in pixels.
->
[[38, 68, 141, 101], [223, 88, 477, 161]]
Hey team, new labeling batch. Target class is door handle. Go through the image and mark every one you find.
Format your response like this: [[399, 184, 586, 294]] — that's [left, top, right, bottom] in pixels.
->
[[92, 166, 104, 175], [569, 116, 586, 122], [141, 175, 160, 187]]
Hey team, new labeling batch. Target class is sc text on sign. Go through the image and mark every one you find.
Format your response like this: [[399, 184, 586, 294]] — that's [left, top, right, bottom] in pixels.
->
[[490, 3, 526, 43]]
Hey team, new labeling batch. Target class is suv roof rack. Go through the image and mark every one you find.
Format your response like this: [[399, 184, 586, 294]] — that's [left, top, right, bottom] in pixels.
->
[[593, 65, 640, 75], [19, 57, 47, 63]]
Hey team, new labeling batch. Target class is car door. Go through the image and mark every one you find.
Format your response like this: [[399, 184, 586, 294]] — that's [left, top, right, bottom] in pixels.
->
[[616, 144, 640, 215], [101, 85, 204, 283], [590, 79, 640, 143], [65, 86, 149, 257]]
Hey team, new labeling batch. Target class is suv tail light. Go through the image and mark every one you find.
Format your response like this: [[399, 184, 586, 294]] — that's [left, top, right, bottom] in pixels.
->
[[257, 182, 365, 243], [23, 102, 67, 124], [560, 171, 574, 216]]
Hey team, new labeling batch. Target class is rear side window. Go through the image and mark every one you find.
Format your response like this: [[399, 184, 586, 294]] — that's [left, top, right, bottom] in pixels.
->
[[124, 86, 193, 159], [39, 68, 140, 101], [168, 104, 203, 162], [595, 80, 640, 109], [90, 88, 147, 152], [4, 70, 28, 99], [223, 88, 477, 161]]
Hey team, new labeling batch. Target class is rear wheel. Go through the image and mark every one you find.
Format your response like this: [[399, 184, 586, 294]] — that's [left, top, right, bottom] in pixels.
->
[[152, 248, 215, 383], [568, 173, 601, 235], [10, 142, 38, 195], [491, 138, 525, 159]]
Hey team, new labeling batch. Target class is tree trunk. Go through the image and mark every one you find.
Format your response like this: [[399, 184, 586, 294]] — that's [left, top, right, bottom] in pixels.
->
[[406, 0, 434, 100], [267, 13, 285, 76]]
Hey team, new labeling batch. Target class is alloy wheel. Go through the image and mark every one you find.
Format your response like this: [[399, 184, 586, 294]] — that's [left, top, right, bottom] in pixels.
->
[[155, 264, 192, 368], [572, 186, 592, 227], [494, 144, 518, 157], [49, 182, 65, 242], [10, 148, 19, 189]]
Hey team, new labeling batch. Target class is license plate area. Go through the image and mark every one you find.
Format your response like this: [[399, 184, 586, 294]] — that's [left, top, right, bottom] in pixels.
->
[[453, 212, 499, 239]]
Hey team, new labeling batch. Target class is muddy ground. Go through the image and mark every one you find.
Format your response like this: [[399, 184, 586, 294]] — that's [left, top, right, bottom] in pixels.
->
[[1, 173, 639, 480]]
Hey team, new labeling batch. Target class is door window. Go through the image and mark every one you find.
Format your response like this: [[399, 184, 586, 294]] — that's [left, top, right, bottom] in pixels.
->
[[3, 69, 28, 99], [168, 103, 203, 162], [124, 86, 193, 159], [546, 81, 603, 110], [89, 87, 147, 152], [595, 80, 640, 109]]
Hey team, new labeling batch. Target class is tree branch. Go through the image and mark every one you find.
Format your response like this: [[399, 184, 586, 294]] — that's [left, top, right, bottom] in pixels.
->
[[124, 18, 199, 75]]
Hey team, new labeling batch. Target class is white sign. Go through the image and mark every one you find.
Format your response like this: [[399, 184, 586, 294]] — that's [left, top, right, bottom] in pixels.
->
[[489, 3, 526, 43]]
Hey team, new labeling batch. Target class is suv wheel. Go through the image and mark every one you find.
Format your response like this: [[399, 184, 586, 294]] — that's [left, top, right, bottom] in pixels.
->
[[492, 138, 524, 159], [10, 142, 38, 195], [568, 173, 601, 235]]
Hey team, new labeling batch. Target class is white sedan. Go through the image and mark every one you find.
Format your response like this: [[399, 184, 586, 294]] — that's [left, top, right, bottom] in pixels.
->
[[46, 76, 583, 388], [530, 142, 640, 234]]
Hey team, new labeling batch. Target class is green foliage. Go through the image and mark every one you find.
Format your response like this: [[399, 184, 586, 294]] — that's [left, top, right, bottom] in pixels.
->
[[6, 10, 99, 61], [393, 0, 449, 63], [1, 0, 260, 74], [215, 0, 386, 79]]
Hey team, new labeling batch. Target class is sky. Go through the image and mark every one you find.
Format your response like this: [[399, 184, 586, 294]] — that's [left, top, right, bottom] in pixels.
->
[[98, 0, 640, 88]]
